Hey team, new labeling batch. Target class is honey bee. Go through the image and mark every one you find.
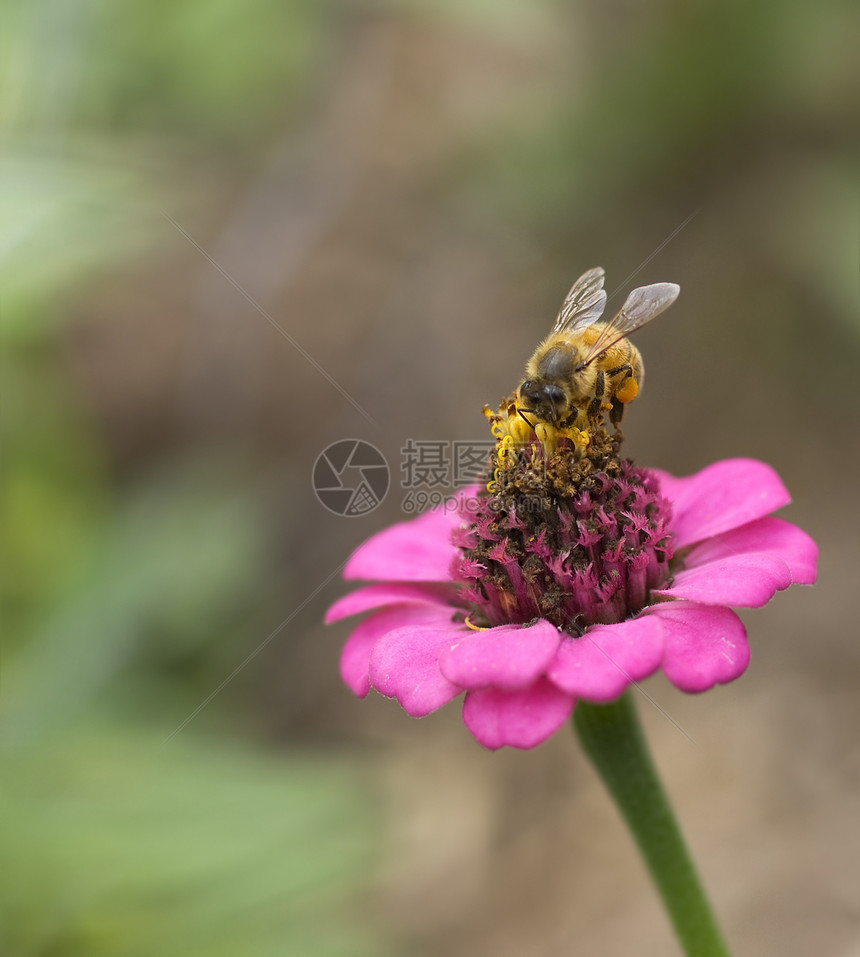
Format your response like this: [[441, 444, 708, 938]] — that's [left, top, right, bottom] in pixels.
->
[[517, 267, 680, 431]]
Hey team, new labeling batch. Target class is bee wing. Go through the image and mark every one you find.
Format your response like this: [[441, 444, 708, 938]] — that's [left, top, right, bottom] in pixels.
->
[[578, 281, 680, 366], [552, 267, 607, 334]]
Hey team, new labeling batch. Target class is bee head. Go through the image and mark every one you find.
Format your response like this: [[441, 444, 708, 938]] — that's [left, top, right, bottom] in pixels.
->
[[518, 379, 568, 424]]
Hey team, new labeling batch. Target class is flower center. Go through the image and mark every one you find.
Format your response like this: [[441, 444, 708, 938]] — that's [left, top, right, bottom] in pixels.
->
[[451, 402, 674, 634]]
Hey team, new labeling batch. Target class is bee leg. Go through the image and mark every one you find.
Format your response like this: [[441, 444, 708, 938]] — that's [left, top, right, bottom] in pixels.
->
[[609, 397, 625, 426], [587, 396, 603, 419], [605, 363, 630, 377]]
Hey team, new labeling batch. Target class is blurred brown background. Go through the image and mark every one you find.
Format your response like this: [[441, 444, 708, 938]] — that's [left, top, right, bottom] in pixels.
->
[[2, 1, 858, 955]]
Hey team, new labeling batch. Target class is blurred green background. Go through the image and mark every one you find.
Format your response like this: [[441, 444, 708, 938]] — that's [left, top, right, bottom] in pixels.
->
[[1, 0, 857, 954]]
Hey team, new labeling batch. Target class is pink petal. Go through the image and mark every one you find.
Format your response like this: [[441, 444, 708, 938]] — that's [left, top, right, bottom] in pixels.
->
[[326, 582, 453, 623], [647, 601, 750, 693], [343, 487, 478, 583], [438, 619, 562, 691], [340, 604, 452, 697], [547, 615, 664, 701], [462, 678, 575, 750], [368, 615, 464, 716], [650, 459, 791, 548], [452, 483, 481, 505], [687, 516, 817, 585], [344, 513, 456, 583], [656, 556, 792, 607], [654, 516, 818, 607]]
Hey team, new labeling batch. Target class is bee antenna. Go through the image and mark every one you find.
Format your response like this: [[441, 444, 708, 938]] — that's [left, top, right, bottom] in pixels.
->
[[517, 408, 537, 431]]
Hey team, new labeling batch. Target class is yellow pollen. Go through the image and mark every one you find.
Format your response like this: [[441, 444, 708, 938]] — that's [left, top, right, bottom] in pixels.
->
[[535, 421, 557, 457], [616, 377, 639, 403]]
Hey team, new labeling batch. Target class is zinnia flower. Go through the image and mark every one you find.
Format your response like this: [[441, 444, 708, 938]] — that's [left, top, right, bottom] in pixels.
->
[[328, 416, 817, 750]]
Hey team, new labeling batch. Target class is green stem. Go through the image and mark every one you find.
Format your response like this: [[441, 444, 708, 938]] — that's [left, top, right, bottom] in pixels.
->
[[573, 691, 731, 957]]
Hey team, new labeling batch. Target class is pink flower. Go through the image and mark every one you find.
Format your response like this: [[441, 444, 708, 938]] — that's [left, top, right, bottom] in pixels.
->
[[327, 459, 817, 750]]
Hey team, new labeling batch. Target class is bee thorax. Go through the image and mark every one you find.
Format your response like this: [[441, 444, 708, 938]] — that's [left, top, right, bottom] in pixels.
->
[[535, 344, 577, 380]]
